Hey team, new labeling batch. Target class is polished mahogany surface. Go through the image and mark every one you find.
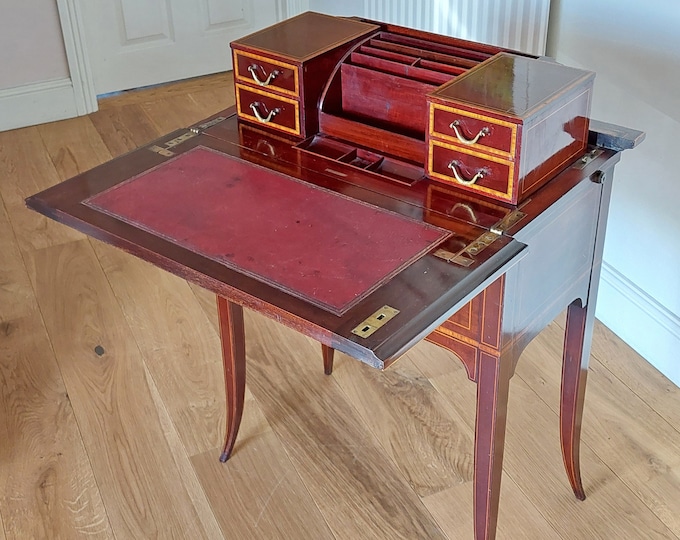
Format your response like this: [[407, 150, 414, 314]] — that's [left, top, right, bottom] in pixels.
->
[[233, 12, 378, 61], [85, 146, 451, 315], [433, 53, 594, 117], [26, 124, 524, 367]]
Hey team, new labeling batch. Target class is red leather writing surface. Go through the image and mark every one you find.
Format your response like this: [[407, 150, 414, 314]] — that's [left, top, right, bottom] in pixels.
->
[[86, 146, 450, 314]]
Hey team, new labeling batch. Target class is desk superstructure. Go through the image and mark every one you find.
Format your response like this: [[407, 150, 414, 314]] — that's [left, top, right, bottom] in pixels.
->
[[26, 12, 643, 540]]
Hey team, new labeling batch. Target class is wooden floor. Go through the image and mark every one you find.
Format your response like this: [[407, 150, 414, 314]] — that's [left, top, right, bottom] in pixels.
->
[[1, 72, 679, 540]]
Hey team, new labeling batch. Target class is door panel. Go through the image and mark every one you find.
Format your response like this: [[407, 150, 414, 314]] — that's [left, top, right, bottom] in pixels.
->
[[83, 0, 281, 95]]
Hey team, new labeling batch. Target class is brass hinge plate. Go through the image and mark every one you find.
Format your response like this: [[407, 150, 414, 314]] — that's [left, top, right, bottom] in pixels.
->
[[352, 306, 400, 339], [490, 209, 527, 235], [574, 148, 604, 169], [191, 116, 228, 133], [148, 131, 197, 157], [464, 230, 500, 257], [433, 249, 474, 267]]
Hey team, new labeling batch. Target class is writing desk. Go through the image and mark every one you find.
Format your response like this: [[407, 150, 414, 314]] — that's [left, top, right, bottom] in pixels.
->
[[26, 108, 640, 539]]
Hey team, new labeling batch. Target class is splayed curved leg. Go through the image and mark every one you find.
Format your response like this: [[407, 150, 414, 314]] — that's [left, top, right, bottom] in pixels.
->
[[217, 296, 246, 462], [473, 351, 512, 540], [560, 299, 591, 500]]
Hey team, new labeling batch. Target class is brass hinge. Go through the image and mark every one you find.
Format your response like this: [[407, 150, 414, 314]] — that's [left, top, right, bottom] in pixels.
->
[[432, 249, 474, 267], [191, 116, 228, 134], [433, 208, 525, 265], [148, 131, 197, 157], [352, 306, 400, 338], [490, 209, 527, 235], [574, 147, 604, 169]]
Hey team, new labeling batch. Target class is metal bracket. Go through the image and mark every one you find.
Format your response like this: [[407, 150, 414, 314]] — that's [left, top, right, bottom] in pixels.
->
[[433, 249, 474, 267], [574, 147, 604, 169], [148, 131, 197, 157], [352, 306, 400, 338]]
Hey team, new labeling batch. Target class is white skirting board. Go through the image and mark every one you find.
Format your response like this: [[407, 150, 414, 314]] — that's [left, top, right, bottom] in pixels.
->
[[0, 79, 83, 132], [597, 261, 680, 387]]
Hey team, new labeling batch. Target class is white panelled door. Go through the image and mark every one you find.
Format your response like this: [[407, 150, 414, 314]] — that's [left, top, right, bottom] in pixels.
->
[[81, 0, 281, 95]]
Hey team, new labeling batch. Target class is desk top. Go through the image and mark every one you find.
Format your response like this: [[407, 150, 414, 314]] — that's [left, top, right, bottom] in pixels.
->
[[26, 111, 526, 368]]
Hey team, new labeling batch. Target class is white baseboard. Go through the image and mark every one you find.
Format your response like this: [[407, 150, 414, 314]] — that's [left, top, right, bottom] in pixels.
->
[[0, 78, 83, 132], [596, 261, 680, 387]]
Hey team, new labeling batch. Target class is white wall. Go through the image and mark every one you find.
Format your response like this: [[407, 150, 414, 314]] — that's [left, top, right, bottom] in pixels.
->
[[0, 0, 69, 88], [548, 0, 680, 386], [309, 0, 363, 16], [0, 0, 96, 131]]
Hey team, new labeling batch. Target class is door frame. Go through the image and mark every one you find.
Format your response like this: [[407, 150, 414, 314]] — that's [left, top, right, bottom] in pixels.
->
[[56, 0, 309, 114]]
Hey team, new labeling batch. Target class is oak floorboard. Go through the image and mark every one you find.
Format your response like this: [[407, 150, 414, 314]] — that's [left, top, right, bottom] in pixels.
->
[[97, 73, 231, 110], [414, 338, 677, 539], [516, 320, 680, 537], [333, 349, 561, 538], [37, 117, 111, 179], [144, 361, 223, 539], [562, 315, 680, 434], [191, 393, 334, 540], [422, 476, 563, 540], [92, 240, 226, 457], [0, 201, 111, 539], [189, 283, 221, 334], [0, 199, 35, 319], [134, 72, 234, 135], [594, 327, 680, 432], [139, 94, 220, 136], [25, 239, 221, 539], [88, 103, 161, 158], [242, 310, 447, 539], [0, 128, 84, 252], [330, 352, 474, 497]]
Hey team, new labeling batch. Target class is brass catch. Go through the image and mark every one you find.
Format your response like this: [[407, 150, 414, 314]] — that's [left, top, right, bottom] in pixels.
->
[[490, 209, 527, 235], [352, 306, 400, 339], [148, 131, 197, 157], [433, 249, 474, 267]]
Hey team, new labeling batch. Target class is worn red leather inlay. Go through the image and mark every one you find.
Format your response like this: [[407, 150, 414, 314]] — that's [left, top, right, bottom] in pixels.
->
[[85, 146, 450, 314]]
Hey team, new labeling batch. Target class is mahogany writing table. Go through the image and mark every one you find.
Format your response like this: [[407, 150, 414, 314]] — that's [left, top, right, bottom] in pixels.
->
[[26, 109, 641, 539]]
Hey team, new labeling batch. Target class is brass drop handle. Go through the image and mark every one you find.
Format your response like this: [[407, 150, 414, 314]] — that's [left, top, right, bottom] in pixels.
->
[[248, 64, 280, 86], [448, 161, 487, 186], [249, 102, 280, 123], [449, 120, 490, 145]]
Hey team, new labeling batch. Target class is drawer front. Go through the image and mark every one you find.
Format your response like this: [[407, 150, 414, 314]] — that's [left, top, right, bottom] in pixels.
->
[[234, 50, 299, 97], [430, 103, 516, 158], [428, 140, 514, 202], [236, 84, 300, 136]]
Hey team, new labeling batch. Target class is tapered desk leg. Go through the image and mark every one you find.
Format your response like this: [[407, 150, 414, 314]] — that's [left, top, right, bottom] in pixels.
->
[[474, 351, 512, 540], [217, 296, 246, 463], [560, 299, 592, 500], [322, 344, 334, 375]]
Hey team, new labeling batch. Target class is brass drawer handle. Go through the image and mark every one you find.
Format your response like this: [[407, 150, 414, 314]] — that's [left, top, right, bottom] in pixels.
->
[[448, 161, 487, 186], [249, 102, 281, 123], [247, 64, 280, 86], [449, 120, 489, 145]]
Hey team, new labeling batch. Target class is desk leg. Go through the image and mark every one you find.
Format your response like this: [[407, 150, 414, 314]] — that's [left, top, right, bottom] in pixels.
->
[[217, 296, 246, 462], [322, 344, 334, 375], [560, 299, 592, 500], [474, 350, 512, 540]]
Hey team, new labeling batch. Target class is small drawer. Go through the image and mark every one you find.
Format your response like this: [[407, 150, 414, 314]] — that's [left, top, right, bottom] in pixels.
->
[[236, 84, 300, 136], [428, 140, 514, 201], [234, 50, 299, 97], [430, 103, 516, 158]]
